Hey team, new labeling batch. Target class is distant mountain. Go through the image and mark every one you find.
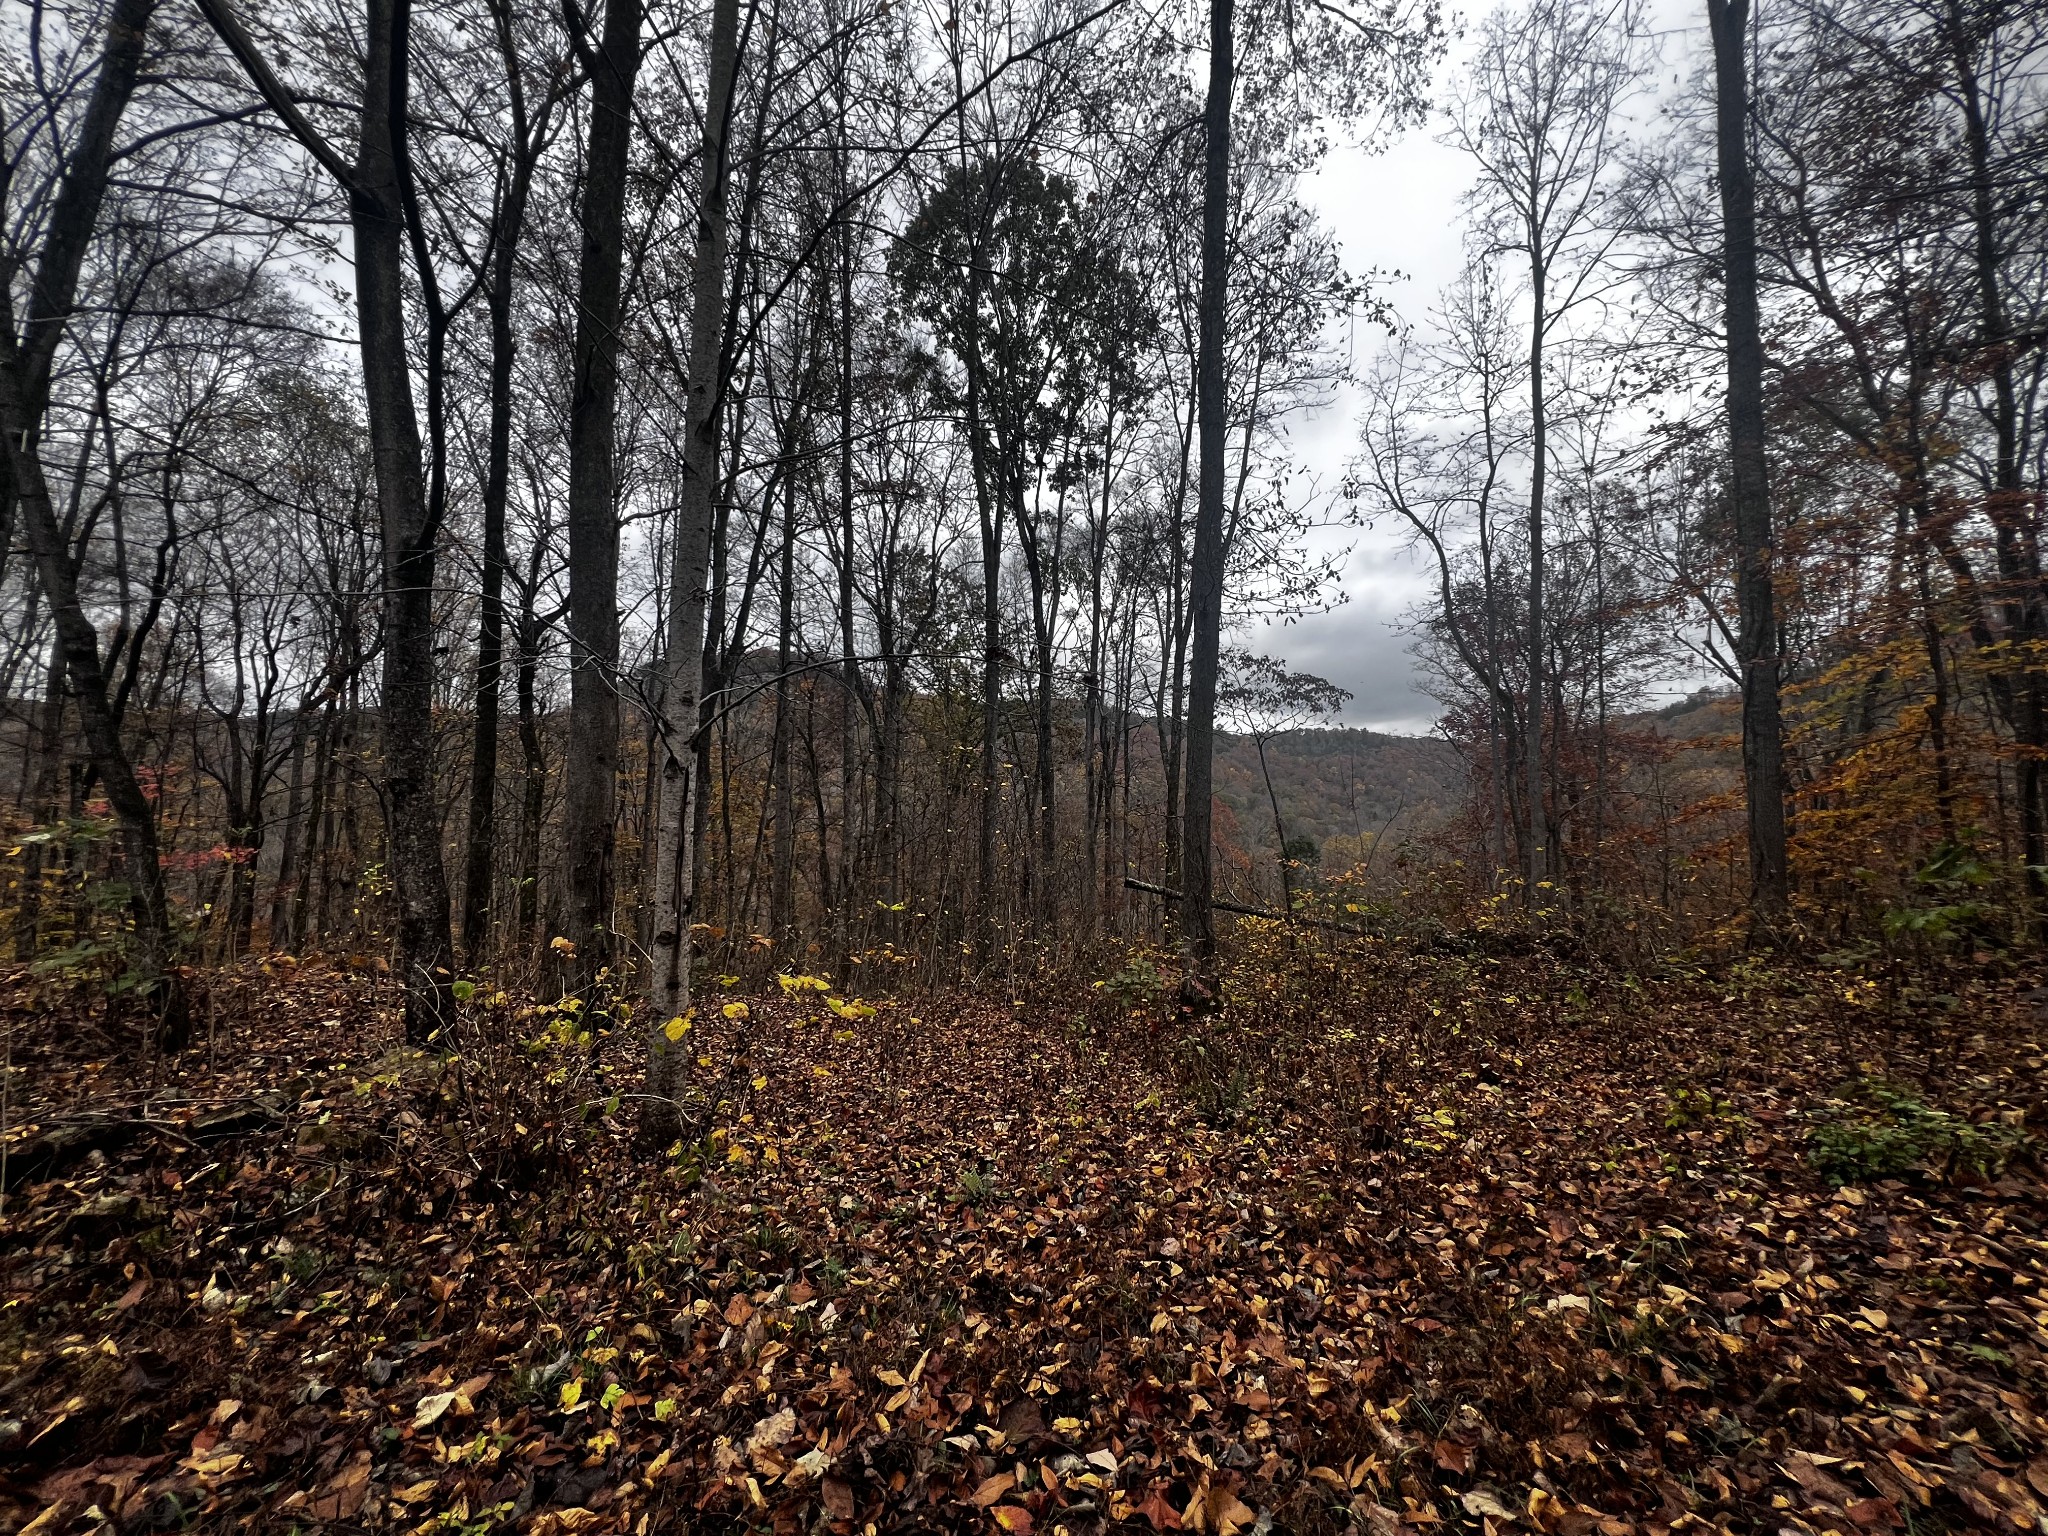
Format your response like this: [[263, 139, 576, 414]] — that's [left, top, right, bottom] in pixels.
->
[[1212, 727, 1460, 861]]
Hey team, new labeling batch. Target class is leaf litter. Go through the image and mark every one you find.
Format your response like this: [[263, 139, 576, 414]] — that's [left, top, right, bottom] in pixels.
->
[[3, 942, 2046, 1535]]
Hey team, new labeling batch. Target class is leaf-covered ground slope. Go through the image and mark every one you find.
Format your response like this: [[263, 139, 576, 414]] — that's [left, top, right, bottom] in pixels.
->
[[4, 946, 2045, 1535]]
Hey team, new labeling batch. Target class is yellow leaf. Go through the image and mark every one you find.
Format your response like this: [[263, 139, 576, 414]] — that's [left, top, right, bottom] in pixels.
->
[[723, 1001, 750, 1020], [664, 1016, 691, 1042], [559, 1378, 583, 1411], [752, 1075, 768, 1090]]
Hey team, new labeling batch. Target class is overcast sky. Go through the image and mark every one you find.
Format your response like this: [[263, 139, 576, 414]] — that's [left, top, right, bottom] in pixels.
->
[[1246, 128, 1476, 737], [1241, 2, 1712, 736]]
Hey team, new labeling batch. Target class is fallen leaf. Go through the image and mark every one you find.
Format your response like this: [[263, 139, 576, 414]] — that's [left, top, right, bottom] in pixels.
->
[[1461, 1486, 1519, 1521], [822, 1477, 855, 1520], [972, 1473, 1017, 1507], [412, 1391, 457, 1429], [1137, 1483, 1185, 1529]]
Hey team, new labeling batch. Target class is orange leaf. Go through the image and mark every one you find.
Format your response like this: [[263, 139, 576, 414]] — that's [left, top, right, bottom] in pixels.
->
[[1137, 1484, 1184, 1530]]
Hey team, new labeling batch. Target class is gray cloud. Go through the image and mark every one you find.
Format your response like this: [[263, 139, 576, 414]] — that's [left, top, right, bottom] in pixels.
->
[[1238, 528, 1443, 735]]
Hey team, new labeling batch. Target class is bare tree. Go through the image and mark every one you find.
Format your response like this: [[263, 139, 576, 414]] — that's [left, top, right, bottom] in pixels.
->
[[1, 0, 189, 1043], [1448, 0, 1649, 899]]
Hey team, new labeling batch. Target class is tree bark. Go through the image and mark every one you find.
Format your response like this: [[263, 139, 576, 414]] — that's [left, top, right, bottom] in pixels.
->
[[1941, 0, 2046, 933], [1179, 0, 1232, 994], [769, 469, 798, 942], [356, 0, 455, 1040], [15, 644, 66, 961], [1708, 0, 1790, 929], [835, 172, 860, 976], [1523, 266, 1548, 901], [562, 0, 642, 989], [645, 0, 740, 1141]]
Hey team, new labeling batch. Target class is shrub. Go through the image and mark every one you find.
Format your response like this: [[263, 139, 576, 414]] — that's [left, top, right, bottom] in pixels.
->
[[1664, 1085, 1740, 1130], [1808, 1079, 2027, 1185]]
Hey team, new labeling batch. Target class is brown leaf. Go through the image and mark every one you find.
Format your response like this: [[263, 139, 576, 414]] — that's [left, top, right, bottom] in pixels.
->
[[1250, 1330, 1290, 1364], [972, 1473, 1017, 1508], [312, 1452, 371, 1521], [1956, 1483, 2007, 1527], [821, 1477, 855, 1520], [998, 1397, 1047, 1443], [1784, 1453, 1854, 1506], [1549, 1433, 1592, 1462], [1434, 1438, 1473, 1475], [1137, 1483, 1184, 1530], [1204, 1483, 1258, 1535]]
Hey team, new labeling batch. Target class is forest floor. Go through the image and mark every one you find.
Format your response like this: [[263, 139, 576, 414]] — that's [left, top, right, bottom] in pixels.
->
[[4, 936, 2047, 1536]]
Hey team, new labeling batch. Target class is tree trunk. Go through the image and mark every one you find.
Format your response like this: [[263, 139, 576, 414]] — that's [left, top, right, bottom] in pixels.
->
[[296, 698, 337, 948], [769, 470, 798, 943], [354, 0, 454, 1039], [1179, 0, 1232, 995], [1708, 0, 1790, 929], [516, 614, 547, 942], [1256, 735, 1292, 915], [461, 220, 517, 963], [268, 700, 311, 948], [1523, 267, 1548, 902], [1942, 0, 2046, 933], [2, 366, 187, 1044], [15, 644, 65, 961], [563, 0, 643, 988], [835, 197, 860, 977], [645, 0, 740, 1141]]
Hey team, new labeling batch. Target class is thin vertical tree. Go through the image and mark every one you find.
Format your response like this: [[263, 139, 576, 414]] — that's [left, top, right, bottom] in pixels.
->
[[1707, 0, 1790, 926], [563, 0, 646, 987], [646, 0, 744, 1140], [463, 0, 563, 963], [1179, 0, 1234, 995], [1450, 0, 1647, 902]]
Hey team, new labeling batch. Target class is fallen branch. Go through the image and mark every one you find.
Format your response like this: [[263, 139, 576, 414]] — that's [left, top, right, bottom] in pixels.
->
[[1120, 877, 1371, 938]]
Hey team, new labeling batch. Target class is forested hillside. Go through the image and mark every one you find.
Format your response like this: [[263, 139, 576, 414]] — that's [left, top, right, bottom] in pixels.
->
[[5, 0, 2046, 1527], [1212, 728, 1459, 864]]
